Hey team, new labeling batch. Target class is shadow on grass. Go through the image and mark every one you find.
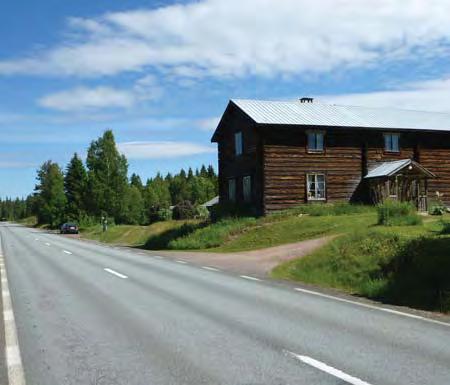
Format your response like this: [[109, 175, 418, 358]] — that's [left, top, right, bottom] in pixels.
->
[[376, 236, 450, 312], [138, 222, 207, 250]]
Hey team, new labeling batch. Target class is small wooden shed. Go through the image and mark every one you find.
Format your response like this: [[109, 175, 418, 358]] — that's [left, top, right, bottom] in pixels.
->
[[364, 159, 436, 211]]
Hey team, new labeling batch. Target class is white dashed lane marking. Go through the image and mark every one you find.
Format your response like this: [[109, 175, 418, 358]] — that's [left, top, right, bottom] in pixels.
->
[[240, 275, 261, 281], [286, 350, 371, 385], [103, 268, 128, 279]]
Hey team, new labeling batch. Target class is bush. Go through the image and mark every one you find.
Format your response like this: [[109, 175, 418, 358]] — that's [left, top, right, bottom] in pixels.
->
[[429, 205, 446, 216], [377, 200, 422, 226], [196, 205, 210, 220], [156, 208, 172, 221], [440, 219, 450, 235], [172, 200, 197, 220]]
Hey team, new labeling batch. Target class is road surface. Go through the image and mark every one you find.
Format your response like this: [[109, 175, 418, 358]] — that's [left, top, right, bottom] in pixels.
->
[[0, 222, 449, 385]]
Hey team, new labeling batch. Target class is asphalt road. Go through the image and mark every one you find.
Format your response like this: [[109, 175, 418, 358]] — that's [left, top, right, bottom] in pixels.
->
[[0, 222, 449, 385]]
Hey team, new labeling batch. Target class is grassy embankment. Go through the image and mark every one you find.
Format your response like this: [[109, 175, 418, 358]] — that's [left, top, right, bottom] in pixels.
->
[[81, 203, 376, 251], [273, 207, 450, 313]]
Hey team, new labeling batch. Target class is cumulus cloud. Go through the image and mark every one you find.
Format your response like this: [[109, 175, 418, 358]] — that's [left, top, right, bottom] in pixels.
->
[[1, 1, 450, 78], [320, 78, 450, 112], [38, 86, 136, 111], [117, 141, 216, 159]]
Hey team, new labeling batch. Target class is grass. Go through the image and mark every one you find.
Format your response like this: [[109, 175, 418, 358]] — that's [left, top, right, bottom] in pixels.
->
[[16, 216, 38, 226], [143, 203, 377, 252], [272, 217, 450, 312], [377, 200, 423, 226], [81, 220, 201, 247]]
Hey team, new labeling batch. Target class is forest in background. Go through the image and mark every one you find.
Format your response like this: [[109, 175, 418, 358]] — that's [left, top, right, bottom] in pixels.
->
[[0, 130, 218, 227]]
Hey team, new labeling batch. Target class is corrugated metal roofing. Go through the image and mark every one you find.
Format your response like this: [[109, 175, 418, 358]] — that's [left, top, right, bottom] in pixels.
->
[[232, 99, 450, 131], [364, 159, 435, 179]]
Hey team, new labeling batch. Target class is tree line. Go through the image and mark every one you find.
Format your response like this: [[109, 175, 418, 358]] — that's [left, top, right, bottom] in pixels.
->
[[3, 130, 218, 227]]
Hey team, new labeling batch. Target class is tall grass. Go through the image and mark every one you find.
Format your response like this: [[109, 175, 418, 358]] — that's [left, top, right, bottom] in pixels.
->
[[273, 230, 450, 312], [271, 202, 374, 218], [377, 200, 422, 226]]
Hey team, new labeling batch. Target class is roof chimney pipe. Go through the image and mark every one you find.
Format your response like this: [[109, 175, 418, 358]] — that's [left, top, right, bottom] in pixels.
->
[[300, 97, 314, 103]]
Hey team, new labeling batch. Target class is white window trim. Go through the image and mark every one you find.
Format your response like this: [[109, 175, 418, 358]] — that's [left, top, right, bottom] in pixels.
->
[[306, 173, 326, 201], [384, 132, 400, 153], [306, 129, 325, 153]]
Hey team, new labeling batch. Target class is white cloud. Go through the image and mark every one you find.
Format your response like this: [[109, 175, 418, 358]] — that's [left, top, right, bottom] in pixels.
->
[[1, 1, 450, 78], [319, 77, 450, 112], [195, 117, 221, 131], [38, 86, 136, 111], [117, 141, 216, 159]]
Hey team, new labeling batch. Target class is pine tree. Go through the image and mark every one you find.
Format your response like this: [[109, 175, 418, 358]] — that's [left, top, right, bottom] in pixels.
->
[[34, 161, 67, 227], [86, 130, 128, 222], [130, 173, 144, 191], [64, 153, 87, 220]]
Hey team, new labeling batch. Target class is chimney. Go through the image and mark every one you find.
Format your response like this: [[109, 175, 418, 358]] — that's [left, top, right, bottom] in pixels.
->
[[300, 97, 314, 103]]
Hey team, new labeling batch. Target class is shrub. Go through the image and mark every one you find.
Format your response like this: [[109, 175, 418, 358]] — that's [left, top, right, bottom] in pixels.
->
[[440, 219, 450, 235], [156, 208, 172, 221], [196, 205, 210, 220], [172, 200, 197, 220], [429, 205, 446, 216], [377, 200, 422, 226]]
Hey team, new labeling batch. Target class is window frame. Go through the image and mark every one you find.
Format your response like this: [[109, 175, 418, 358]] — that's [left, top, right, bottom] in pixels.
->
[[243, 175, 252, 203], [234, 131, 243, 156], [306, 130, 325, 153], [306, 172, 327, 201], [383, 132, 400, 153], [228, 178, 236, 202]]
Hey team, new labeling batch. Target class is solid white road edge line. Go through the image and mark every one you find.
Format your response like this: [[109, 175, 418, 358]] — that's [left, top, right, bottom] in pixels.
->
[[294, 287, 450, 328], [62, 250, 72, 255], [201, 266, 219, 272], [103, 268, 128, 279], [240, 275, 261, 281], [285, 350, 371, 385], [0, 254, 27, 384]]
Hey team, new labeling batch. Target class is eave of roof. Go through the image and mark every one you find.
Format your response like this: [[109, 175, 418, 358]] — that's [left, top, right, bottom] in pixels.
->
[[364, 159, 436, 179], [230, 99, 450, 132]]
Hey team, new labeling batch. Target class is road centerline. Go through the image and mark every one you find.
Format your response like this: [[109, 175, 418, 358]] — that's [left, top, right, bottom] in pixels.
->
[[103, 268, 128, 279], [62, 250, 72, 255]]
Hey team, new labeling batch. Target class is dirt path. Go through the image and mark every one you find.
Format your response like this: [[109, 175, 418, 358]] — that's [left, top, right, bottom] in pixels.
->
[[138, 235, 335, 278]]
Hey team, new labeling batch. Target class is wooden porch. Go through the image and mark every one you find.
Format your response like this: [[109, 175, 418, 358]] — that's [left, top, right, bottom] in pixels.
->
[[364, 159, 436, 211]]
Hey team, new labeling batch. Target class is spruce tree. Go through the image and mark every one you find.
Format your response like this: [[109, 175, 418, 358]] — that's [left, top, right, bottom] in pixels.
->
[[64, 153, 87, 221]]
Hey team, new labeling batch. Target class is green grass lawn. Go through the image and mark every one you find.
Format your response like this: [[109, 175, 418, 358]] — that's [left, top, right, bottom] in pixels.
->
[[81, 220, 201, 247], [272, 215, 450, 312]]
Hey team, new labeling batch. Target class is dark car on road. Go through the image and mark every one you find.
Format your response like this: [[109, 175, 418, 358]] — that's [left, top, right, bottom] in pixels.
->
[[60, 223, 79, 234]]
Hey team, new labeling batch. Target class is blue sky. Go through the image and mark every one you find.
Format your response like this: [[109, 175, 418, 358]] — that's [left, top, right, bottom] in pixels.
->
[[2, 0, 450, 198]]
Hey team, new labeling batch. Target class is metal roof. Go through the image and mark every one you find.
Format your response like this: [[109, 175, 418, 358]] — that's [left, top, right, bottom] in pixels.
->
[[364, 159, 435, 179], [231, 99, 450, 132]]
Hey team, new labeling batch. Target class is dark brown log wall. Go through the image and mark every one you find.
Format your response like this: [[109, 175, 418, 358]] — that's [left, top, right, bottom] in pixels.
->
[[262, 127, 363, 212], [214, 105, 264, 213]]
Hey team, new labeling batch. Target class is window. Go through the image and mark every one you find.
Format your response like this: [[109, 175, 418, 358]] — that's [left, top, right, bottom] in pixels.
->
[[307, 173, 326, 201], [243, 176, 251, 202], [234, 131, 243, 156], [228, 178, 236, 202], [384, 133, 400, 152], [307, 130, 324, 152]]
